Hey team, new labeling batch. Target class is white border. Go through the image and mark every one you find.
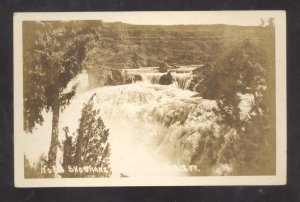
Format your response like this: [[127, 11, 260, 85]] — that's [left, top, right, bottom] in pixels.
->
[[14, 11, 286, 187]]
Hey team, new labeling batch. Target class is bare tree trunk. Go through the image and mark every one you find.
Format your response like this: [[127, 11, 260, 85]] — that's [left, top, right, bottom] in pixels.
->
[[48, 102, 60, 167]]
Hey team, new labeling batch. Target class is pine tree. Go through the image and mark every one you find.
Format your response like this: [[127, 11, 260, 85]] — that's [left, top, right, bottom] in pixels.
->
[[62, 127, 75, 172], [200, 38, 275, 174], [73, 94, 111, 177], [23, 21, 91, 166], [201, 39, 268, 128]]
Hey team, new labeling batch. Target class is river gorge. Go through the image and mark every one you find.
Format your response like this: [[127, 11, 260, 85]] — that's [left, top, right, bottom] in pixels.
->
[[24, 70, 253, 177]]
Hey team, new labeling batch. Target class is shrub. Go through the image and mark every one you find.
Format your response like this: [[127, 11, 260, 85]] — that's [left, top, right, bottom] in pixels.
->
[[62, 94, 112, 178]]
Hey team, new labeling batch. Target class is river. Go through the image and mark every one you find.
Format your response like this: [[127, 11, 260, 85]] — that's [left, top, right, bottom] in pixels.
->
[[24, 71, 252, 177]]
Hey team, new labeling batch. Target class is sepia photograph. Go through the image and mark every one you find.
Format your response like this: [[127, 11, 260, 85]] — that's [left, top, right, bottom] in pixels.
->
[[14, 11, 286, 187]]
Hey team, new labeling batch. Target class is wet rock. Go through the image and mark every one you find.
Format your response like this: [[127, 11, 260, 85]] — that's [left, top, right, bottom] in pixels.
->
[[109, 69, 123, 85], [159, 72, 173, 85], [87, 66, 112, 88], [123, 74, 142, 84], [133, 74, 142, 82]]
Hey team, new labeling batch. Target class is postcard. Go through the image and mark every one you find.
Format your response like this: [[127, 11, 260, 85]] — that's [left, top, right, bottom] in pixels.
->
[[14, 11, 286, 187]]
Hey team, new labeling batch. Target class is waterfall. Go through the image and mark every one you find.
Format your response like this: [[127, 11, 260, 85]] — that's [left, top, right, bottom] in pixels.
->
[[140, 73, 163, 84], [24, 72, 253, 177], [172, 73, 195, 90], [140, 72, 195, 91], [58, 82, 219, 177]]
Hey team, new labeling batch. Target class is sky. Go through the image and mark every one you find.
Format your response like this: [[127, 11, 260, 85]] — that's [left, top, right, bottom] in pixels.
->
[[89, 11, 276, 26], [16, 11, 284, 26]]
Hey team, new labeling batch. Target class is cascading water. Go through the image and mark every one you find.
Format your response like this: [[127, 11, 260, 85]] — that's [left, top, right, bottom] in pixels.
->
[[140, 73, 163, 84], [24, 71, 253, 177], [172, 73, 195, 90], [140, 72, 195, 90], [61, 81, 213, 177]]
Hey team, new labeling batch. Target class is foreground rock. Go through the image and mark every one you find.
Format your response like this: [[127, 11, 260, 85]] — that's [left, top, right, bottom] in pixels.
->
[[159, 72, 173, 85]]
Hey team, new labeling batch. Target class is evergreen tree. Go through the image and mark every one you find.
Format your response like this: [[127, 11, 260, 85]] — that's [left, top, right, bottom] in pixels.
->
[[23, 21, 91, 166], [200, 38, 275, 174], [202, 39, 268, 128], [24, 154, 50, 178], [73, 94, 111, 177], [62, 127, 75, 172]]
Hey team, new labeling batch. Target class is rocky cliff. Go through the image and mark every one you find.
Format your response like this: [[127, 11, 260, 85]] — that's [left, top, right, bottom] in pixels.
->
[[83, 22, 268, 70], [81, 21, 270, 88]]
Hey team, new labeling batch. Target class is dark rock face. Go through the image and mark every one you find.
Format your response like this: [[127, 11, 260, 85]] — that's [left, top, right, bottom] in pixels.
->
[[87, 66, 144, 88], [81, 22, 271, 79], [87, 67, 124, 88], [133, 75, 142, 82], [159, 72, 173, 85], [87, 67, 112, 88], [83, 23, 266, 72], [106, 69, 123, 85], [123, 74, 142, 84], [124, 77, 134, 84], [187, 76, 202, 92]]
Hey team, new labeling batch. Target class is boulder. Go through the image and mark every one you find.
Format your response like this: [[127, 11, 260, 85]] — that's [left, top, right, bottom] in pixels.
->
[[133, 74, 142, 82], [159, 72, 173, 85]]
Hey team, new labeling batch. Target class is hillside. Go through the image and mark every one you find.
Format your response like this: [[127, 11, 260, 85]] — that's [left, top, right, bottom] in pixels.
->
[[23, 20, 275, 87], [82, 21, 273, 70]]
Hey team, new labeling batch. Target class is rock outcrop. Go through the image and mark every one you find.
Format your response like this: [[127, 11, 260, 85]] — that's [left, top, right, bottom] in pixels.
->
[[159, 72, 173, 85], [86, 66, 125, 88], [83, 22, 266, 72], [86, 66, 144, 88]]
